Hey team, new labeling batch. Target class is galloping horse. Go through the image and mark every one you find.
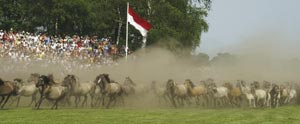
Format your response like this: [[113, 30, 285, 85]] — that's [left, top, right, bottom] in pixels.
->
[[184, 79, 207, 106], [62, 75, 94, 107], [94, 74, 124, 108], [165, 79, 189, 107], [14, 73, 40, 107], [224, 82, 242, 107], [0, 78, 19, 109], [35, 75, 69, 109], [237, 80, 255, 108], [250, 81, 268, 107], [121, 77, 136, 96]]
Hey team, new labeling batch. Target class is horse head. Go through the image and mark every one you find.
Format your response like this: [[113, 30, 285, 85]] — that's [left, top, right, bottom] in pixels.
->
[[28, 73, 40, 84], [224, 82, 233, 90], [184, 79, 194, 88], [263, 81, 271, 89], [95, 74, 110, 93], [124, 76, 136, 86], [13, 78, 23, 84], [166, 79, 175, 90], [62, 75, 72, 86], [271, 84, 280, 94]]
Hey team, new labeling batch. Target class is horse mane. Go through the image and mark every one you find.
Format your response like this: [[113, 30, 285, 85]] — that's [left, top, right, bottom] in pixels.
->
[[185, 79, 195, 88], [125, 77, 135, 86], [31, 73, 40, 77], [103, 74, 111, 83], [40, 75, 50, 85], [14, 78, 23, 83], [0, 78, 4, 85]]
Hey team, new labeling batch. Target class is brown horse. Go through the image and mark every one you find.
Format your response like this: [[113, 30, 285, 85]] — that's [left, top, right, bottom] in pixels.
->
[[165, 79, 189, 107], [35, 75, 69, 109], [224, 82, 242, 107], [94, 74, 124, 108], [184, 79, 207, 106], [0, 78, 19, 109]]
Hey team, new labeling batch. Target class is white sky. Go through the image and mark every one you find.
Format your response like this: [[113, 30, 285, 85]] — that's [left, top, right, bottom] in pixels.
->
[[197, 0, 300, 58]]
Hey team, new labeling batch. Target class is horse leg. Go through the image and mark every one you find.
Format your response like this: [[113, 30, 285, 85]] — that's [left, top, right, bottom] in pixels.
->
[[102, 95, 105, 106], [81, 95, 87, 107], [106, 95, 113, 109], [120, 95, 125, 107], [35, 95, 44, 109], [0, 96, 5, 108], [75, 96, 79, 108], [112, 95, 117, 106], [51, 100, 59, 109], [1, 95, 11, 109], [170, 96, 177, 108], [30, 94, 37, 106], [90, 94, 94, 107], [16, 96, 21, 107]]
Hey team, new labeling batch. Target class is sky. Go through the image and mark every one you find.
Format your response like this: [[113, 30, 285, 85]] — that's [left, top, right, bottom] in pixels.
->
[[197, 0, 300, 58]]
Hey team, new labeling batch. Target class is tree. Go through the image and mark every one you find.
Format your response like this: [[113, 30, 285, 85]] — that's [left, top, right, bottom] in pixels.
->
[[0, 0, 211, 53]]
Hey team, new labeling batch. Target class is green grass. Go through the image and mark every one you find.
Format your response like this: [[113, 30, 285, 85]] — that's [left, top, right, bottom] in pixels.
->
[[1, 106, 300, 124]]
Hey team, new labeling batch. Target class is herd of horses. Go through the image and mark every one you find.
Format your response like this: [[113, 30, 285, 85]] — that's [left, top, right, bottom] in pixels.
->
[[0, 73, 299, 109]]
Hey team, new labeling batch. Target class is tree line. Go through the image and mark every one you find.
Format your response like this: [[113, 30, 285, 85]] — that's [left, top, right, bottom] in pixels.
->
[[0, 0, 211, 51]]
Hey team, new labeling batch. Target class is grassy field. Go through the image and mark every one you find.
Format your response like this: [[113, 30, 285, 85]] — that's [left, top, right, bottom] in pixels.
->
[[1, 106, 300, 124]]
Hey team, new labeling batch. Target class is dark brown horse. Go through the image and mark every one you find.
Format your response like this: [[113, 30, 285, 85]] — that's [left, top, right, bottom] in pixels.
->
[[0, 78, 19, 109], [94, 74, 124, 108]]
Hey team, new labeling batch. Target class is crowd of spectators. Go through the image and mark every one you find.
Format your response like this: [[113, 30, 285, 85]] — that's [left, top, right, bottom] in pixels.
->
[[0, 29, 130, 68]]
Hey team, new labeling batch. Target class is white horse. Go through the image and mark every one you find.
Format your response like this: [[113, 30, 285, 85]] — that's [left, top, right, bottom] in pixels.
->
[[14, 78, 39, 107], [62, 75, 94, 107], [90, 81, 102, 107], [238, 81, 255, 108], [250, 81, 269, 107], [212, 86, 229, 107], [286, 89, 297, 104]]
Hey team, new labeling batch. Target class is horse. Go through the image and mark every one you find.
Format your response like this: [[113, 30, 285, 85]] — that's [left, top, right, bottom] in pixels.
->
[[35, 75, 69, 109], [237, 80, 255, 108], [0, 78, 19, 109], [121, 77, 136, 96], [165, 79, 189, 107], [94, 74, 124, 108], [14, 74, 39, 107], [250, 81, 268, 107], [150, 81, 169, 104], [269, 84, 281, 108], [210, 83, 229, 107], [262, 81, 272, 107], [90, 82, 102, 107], [62, 75, 94, 107], [279, 84, 297, 105], [224, 82, 242, 107], [184, 79, 207, 106]]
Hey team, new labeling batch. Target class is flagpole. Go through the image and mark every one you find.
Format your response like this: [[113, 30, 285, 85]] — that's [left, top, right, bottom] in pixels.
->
[[125, 2, 129, 60]]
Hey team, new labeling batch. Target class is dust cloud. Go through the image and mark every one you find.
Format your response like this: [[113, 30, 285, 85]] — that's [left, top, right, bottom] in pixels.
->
[[1, 33, 300, 107]]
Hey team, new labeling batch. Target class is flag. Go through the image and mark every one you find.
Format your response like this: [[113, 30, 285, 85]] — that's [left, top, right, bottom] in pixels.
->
[[127, 7, 152, 37]]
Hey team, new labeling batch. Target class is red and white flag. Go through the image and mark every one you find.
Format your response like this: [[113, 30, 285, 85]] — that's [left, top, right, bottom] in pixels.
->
[[127, 7, 152, 37]]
